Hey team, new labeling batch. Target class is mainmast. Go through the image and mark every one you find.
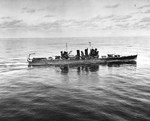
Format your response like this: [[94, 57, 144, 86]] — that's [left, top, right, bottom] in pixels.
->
[[66, 43, 68, 51]]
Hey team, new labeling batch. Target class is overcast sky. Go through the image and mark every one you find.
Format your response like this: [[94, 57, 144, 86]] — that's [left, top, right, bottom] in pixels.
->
[[0, 0, 150, 38]]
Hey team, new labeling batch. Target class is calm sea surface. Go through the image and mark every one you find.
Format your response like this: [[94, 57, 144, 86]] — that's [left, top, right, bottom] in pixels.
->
[[0, 37, 150, 121]]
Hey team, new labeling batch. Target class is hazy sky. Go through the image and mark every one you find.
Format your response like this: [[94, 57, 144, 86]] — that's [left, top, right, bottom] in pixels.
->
[[0, 0, 150, 38]]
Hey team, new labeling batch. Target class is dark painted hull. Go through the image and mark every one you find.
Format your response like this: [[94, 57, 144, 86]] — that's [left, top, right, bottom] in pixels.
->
[[28, 55, 137, 66]]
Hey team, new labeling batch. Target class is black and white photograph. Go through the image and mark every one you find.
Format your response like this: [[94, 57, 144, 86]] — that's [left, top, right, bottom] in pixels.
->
[[0, 0, 150, 121]]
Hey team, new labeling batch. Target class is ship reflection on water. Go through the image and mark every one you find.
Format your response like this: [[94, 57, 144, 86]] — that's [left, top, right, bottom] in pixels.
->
[[60, 64, 99, 73], [59, 61, 137, 74]]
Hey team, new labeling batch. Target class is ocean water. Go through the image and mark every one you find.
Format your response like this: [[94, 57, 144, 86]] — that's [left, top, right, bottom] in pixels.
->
[[0, 37, 150, 121]]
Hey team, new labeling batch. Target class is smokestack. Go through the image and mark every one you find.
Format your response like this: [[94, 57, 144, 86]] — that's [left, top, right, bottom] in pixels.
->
[[85, 48, 88, 57], [77, 50, 80, 59]]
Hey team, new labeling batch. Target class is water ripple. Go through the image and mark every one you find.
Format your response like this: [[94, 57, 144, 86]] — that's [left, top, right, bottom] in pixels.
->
[[0, 37, 150, 121]]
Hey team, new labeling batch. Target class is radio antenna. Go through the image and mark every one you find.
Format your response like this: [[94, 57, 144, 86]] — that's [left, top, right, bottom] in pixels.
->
[[66, 43, 68, 51]]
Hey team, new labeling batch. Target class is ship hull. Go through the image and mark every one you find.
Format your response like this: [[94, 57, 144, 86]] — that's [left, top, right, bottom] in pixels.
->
[[28, 55, 137, 66]]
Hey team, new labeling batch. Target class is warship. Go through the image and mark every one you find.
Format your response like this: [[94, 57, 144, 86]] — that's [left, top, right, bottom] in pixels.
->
[[27, 44, 137, 66]]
